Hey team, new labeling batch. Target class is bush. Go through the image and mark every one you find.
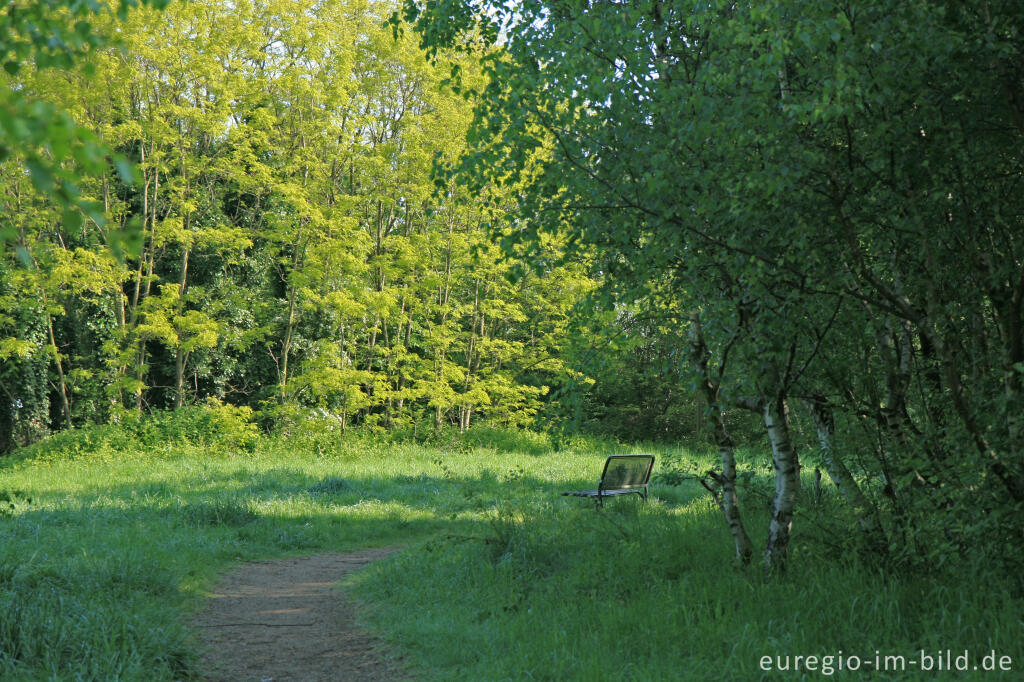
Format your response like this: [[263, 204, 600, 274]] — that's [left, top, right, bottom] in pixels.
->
[[6, 402, 260, 465]]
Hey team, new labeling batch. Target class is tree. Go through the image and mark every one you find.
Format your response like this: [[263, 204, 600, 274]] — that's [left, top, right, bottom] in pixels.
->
[[0, 0, 596, 442], [0, 0, 169, 252], [396, 0, 1024, 571]]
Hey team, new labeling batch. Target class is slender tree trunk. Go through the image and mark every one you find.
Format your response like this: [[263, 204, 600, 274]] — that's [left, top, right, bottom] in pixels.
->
[[135, 148, 159, 411], [397, 293, 411, 411], [46, 312, 72, 429], [711, 412, 753, 565], [128, 144, 153, 412], [113, 286, 127, 408], [133, 347, 147, 411], [174, 349, 187, 409], [174, 247, 191, 410], [809, 397, 886, 549], [763, 395, 799, 573], [279, 236, 305, 403], [280, 282, 297, 402], [461, 279, 479, 433], [688, 313, 753, 565]]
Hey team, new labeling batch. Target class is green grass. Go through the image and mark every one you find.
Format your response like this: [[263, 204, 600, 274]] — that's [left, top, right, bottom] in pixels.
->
[[0, 427, 1021, 680]]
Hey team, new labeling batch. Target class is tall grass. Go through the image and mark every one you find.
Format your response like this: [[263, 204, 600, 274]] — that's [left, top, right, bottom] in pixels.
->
[[353, 496, 1023, 680], [0, 422, 1020, 680]]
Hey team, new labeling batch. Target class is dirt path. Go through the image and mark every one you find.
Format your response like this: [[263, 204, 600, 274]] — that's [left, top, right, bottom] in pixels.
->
[[195, 548, 406, 681]]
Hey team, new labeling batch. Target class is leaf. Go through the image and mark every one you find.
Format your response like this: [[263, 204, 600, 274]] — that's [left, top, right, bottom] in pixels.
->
[[63, 207, 84, 231], [14, 246, 34, 269], [114, 156, 138, 184], [25, 158, 56, 194]]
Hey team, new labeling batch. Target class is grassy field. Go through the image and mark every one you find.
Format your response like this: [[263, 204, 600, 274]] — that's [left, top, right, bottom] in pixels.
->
[[0, 422, 1021, 680]]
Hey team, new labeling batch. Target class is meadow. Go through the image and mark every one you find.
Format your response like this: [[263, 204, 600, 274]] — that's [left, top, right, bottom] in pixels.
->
[[0, 418, 1021, 680]]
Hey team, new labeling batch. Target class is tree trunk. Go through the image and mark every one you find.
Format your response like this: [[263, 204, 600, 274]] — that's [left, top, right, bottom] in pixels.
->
[[279, 282, 297, 402], [46, 312, 72, 429], [763, 395, 799, 573], [127, 143, 153, 412], [136, 147, 159, 412], [174, 349, 188, 410], [688, 313, 754, 565], [174, 248, 191, 410], [809, 397, 886, 550]]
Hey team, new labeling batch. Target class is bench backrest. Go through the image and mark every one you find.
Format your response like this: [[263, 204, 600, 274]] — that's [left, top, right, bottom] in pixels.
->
[[600, 455, 655, 490]]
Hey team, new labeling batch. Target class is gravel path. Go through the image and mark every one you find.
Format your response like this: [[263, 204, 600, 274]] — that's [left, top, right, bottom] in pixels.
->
[[195, 548, 405, 681]]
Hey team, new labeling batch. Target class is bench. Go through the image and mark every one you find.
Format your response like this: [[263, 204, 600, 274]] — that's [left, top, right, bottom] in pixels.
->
[[562, 454, 655, 506]]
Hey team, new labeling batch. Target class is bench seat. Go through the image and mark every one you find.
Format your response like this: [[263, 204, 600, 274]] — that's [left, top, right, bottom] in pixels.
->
[[563, 488, 644, 498], [562, 454, 655, 506]]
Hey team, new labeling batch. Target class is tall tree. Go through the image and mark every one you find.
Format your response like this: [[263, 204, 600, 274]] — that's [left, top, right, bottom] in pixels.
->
[[396, 0, 1024, 569]]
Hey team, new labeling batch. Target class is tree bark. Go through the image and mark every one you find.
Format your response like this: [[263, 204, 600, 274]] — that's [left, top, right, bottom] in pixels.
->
[[688, 313, 754, 565], [174, 247, 191, 410], [46, 312, 72, 429], [762, 395, 799, 573], [174, 348, 187, 410], [278, 236, 305, 403], [809, 397, 886, 549]]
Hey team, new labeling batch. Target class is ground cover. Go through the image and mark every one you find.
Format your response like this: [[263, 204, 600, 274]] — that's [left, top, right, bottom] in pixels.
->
[[0, 424, 1020, 680]]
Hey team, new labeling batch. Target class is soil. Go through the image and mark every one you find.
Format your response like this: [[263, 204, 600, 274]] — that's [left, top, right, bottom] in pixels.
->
[[194, 548, 406, 681]]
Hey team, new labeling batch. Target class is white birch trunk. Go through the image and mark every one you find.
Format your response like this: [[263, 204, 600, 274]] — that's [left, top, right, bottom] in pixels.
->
[[763, 396, 799, 573]]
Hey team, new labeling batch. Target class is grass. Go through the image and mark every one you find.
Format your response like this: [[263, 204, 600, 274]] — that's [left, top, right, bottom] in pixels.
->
[[0, 424, 1021, 680]]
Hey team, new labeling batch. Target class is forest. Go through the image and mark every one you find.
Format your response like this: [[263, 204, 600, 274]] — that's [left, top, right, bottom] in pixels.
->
[[1, 0, 1022, 679]]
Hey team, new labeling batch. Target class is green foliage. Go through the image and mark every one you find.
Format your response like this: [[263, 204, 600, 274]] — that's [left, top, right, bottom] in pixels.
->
[[14, 402, 259, 463], [0, 0, 598, 444], [0, 0, 168, 247], [0, 488, 30, 517], [399, 0, 1024, 568], [120, 404, 258, 451]]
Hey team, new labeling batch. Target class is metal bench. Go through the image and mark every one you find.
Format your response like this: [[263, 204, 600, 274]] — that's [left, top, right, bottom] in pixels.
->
[[562, 454, 655, 506]]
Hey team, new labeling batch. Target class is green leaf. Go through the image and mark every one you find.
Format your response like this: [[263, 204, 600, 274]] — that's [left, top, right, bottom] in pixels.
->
[[14, 246, 34, 269], [114, 156, 138, 184], [63, 207, 84, 231], [25, 158, 56, 193]]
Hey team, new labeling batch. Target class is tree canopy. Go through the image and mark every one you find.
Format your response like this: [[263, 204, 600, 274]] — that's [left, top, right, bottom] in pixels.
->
[[396, 0, 1024, 570], [0, 0, 595, 447]]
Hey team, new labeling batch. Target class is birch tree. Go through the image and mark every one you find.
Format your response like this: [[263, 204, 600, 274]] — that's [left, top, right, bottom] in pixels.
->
[[396, 0, 1024, 569]]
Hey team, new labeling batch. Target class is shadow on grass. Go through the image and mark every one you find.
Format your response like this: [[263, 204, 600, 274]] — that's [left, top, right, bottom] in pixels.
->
[[0, 451, 716, 682]]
